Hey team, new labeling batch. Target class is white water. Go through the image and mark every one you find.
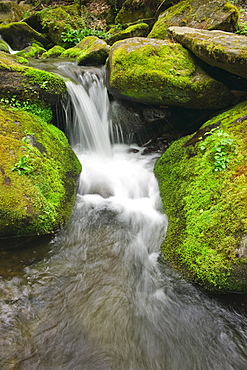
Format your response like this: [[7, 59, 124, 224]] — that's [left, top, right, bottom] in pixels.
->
[[0, 65, 247, 369]]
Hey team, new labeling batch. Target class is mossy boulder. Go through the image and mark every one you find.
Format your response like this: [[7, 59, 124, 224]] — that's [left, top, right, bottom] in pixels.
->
[[154, 100, 247, 292], [0, 105, 81, 238], [0, 22, 50, 50], [107, 37, 234, 109], [148, 0, 239, 39], [41, 45, 65, 59], [0, 52, 67, 111], [168, 26, 247, 79], [38, 4, 85, 46], [114, 0, 158, 25], [106, 22, 149, 45], [62, 36, 110, 66], [16, 42, 46, 59], [0, 1, 25, 24]]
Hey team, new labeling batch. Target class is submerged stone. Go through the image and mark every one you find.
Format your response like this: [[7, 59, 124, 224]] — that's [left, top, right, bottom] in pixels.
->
[[0, 105, 81, 238], [168, 26, 247, 79], [107, 37, 233, 109], [154, 100, 247, 292], [148, 0, 239, 39]]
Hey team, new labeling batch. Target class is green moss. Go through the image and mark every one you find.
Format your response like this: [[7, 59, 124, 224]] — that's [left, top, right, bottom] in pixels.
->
[[0, 105, 81, 237], [155, 101, 247, 292], [16, 43, 46, 59], [148, 0, 239, 39], [115, 0, 155, 24], [61, 46, 82, 59], [41, 45, 65, 58], [39, 4, 86, 46], [109, 39, 232, 108], [148, 0, 190, 39], [76, 36, 109, 66], [0, 22, 49, 50], [16, 56, 29, 64], [0, 38, 9, 53]]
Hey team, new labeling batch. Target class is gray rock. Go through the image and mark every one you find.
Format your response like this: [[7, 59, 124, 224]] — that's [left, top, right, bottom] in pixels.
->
[[168, 26, 247, 79]]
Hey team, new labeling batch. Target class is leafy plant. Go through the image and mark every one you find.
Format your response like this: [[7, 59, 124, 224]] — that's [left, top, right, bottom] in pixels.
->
[[61, 27, 108, 45], [11, 155, 33, 175], [0, 96, 52, 123], [212, 132, 236, 172], [199, 130, 237, 172]]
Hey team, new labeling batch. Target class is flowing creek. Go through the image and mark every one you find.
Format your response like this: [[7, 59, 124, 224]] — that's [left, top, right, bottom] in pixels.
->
[[0, 64, 247, 369]]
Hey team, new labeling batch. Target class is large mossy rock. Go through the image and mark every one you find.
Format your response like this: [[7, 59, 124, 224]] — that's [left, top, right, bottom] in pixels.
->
[[148, 0, 239, 39], [24, 4, 97, 46], [0, 105, 81, 238], [154, 101, 247, 292], [107, 37, 233, 109], [0, 22, 50, 50], [62, 36, 110, 66], [0, 52, 67, 111], [168, 26, 247, 79]]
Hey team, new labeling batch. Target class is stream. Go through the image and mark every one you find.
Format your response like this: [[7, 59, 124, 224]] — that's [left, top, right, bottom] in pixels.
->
[[0, 64, 247, 369]]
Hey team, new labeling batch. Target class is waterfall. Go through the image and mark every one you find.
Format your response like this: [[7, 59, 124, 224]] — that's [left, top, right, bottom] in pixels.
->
[[0, 64, 247, 370]]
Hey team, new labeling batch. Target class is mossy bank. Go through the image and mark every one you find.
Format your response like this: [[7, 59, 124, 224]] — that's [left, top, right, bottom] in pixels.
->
[[0, 105, 81, 238], [155, 101, 247, 292]]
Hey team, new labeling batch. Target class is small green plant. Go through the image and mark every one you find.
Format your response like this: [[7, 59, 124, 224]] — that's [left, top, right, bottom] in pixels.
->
[[199, 129, 237, 172], [61, 27, 108, 45], [11, 155, 33, 175], [0, 96, 52, 123], [212, 132, 236, 172]]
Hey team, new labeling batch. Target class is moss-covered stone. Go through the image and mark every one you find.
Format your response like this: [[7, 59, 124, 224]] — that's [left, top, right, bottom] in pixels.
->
[[75, 36, 110, 66], [115, 0, 157, 25], [107, 37, 233, 109], [0, 22, 50, 50], [16, 43, 46, 59], [106, 22, 149, 45], [38, 4, 87, 46], [41, 45, 65, 59], [154, 100, 247, 292], [148, 0, 239, 39], [0, 52, 67, 110], [61, 46, 83, 59], [168, 26, 247, 79], [0, 105, 81, 238]]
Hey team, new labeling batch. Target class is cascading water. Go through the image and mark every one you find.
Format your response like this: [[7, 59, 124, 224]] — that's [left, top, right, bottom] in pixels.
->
[[0, 64, 247, 370]]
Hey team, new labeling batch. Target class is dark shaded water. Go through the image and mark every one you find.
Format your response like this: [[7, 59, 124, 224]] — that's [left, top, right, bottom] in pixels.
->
[[0, 65, 247, 369]]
